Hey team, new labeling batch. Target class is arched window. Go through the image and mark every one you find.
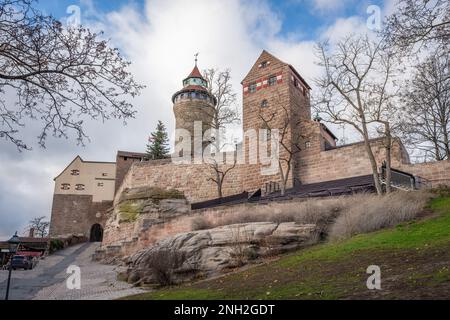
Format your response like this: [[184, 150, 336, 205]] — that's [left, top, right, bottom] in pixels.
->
[[261, 99, 269, 108]]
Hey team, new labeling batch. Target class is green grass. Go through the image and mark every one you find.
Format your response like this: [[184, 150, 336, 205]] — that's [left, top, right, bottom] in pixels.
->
[[123, 196, 450, 300]]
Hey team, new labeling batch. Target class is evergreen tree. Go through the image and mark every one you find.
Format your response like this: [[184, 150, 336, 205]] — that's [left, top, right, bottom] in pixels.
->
[[146, 121, 170, 160]]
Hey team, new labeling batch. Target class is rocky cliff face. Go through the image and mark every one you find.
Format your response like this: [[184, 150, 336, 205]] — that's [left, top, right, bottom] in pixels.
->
[[97, 186, 190, 259], [125, 222, 319, 286]]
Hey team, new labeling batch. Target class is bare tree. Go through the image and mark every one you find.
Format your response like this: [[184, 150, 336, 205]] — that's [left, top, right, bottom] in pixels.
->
[[27, 216, 50, 238], [207, 156, 237, 199], [383, 0, 450, 53], [314, 36, 399, 195], [259, 94, 302, 196], [0, 0, 144, 150], [203, 68, 241, 130], [399, 52, 450, 161], [201, 69, 240, 198]]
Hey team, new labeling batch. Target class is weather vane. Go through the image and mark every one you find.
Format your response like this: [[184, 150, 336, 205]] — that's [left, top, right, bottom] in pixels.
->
[[194, 52, 199, 66]]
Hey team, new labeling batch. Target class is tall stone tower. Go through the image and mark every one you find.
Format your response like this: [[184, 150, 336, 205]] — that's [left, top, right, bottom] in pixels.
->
[[241, 50, 312, 191], [172, 61, 217, 157]]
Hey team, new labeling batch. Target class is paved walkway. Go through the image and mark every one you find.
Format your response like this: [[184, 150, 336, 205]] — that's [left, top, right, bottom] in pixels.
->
[[0, 243, 146, 300]]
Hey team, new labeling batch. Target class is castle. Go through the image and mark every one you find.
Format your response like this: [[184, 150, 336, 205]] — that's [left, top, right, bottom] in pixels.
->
[[49, 50, 450, 242]]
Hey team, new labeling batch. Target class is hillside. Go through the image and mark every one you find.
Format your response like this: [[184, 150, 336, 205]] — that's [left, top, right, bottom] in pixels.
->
[[124, 195, 450, 300]]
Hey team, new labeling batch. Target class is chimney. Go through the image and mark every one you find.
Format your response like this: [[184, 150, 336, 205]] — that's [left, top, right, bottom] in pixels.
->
[[29, 227, 35, 238]]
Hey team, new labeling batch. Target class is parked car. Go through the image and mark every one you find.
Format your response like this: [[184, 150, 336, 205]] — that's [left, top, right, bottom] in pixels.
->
[[10, 255, 35, 270]]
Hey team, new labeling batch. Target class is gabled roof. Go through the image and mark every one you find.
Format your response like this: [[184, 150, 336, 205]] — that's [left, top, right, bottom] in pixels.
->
[[241, 50, 311, 89], [53, 155, 115, 181], [241, 50, 285, 84]]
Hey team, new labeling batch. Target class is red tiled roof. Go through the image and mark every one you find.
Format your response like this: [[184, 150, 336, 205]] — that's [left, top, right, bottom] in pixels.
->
[[187, 66, 203, 79]]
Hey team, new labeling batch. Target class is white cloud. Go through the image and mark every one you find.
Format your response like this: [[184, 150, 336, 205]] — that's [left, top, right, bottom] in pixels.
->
[[313, 0, 346, 11], [321, 16, 368, 42]]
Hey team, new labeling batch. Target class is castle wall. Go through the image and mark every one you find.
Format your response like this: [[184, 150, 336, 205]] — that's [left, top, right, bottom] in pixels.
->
[[398, 161, 450, 186], [115, 152, 146, 194], [114, 158, 243, 205], [297, 121, 408, 184], [49, 194, 111, 237]]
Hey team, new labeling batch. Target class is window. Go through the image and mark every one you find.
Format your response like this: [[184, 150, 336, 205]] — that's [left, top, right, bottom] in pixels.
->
[[268, 76, 277, 86], [123, 157, 128, 161], [71, 169, 80, 176], [261, 99, 269, 108], [61, 183, 70, 190], [249, 83, 257, 93], [294, 78, 298, 88], [98, 182, 104, 187], [260, 61, 268, 68], [75, 184, 85, 191], [305, 141, 312, 149], [102, 173, 108, 177]]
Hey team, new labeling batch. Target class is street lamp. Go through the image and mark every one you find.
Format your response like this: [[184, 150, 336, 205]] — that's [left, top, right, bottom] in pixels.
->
[[5, 232, 20, 300]]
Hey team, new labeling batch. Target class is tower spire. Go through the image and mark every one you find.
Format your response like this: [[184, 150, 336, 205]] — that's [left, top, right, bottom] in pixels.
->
[[194, 52, 199, 67]]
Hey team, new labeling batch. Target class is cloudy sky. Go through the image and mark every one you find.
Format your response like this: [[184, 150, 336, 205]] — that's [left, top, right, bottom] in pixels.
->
[[0, 0, 396, 240]]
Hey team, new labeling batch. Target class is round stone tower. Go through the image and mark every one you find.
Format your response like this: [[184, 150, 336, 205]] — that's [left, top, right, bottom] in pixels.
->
[[172, 62, 216, 157]]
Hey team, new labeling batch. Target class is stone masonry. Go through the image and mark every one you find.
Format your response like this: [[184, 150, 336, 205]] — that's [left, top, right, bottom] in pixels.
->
[[53, 50, 450, 245]]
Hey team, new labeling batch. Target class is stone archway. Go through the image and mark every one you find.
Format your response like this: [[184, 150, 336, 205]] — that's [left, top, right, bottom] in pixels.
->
[[90, 224, 103, 242]]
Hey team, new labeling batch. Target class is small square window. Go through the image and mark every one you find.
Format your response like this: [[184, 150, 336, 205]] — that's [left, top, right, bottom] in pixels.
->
[[305, 141, 312, 149], [102, 173, 108, 177], [98, 183, 104, 187], [249, 83, 257, 93], [75, 184, 85, 191], [61, 183, 70, 190], [71, 169, 80, 176], [268, 76, 277, 86], [260, 61, 268, 68], [261, 99, 269, 108]]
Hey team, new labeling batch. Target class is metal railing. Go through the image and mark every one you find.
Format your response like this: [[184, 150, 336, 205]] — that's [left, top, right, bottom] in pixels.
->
[[381, 166, 416, 190]]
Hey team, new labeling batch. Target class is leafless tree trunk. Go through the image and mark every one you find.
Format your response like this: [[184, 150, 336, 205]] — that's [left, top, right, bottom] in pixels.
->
[[259, 94, 302, 196], [27, 216, 50, 238], [399, 52, 450, 161], [207, 157, 237, 198], [201, 69, 240, 198], [314, 36, 399, 195]]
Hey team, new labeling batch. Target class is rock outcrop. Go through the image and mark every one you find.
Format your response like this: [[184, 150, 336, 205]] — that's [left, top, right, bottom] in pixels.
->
[[125, 222, 318, 285]]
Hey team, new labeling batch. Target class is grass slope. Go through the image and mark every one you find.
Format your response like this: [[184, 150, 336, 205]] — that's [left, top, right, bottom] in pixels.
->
[[125, 196, 450, 300]]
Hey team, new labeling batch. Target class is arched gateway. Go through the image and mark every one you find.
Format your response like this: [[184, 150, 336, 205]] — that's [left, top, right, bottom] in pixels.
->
[[90, 224, 103, 242]]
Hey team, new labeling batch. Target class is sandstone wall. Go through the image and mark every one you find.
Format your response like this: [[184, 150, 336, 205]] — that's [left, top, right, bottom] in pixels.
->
[[297, 121, 407, 184], [114, 159, 243, 205], [399, 161, 450, 186], [49, 194, 111, 238]]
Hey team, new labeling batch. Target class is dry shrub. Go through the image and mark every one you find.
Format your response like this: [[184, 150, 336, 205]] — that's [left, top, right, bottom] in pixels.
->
[[329, 191, 431, 240], [191, 216, 214, 231], [142, 249, 186, 286], [190, 191, 431, 243]]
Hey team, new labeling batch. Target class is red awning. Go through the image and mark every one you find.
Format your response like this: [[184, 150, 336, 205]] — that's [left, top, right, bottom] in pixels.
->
[[16, 251, 43, 257]]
